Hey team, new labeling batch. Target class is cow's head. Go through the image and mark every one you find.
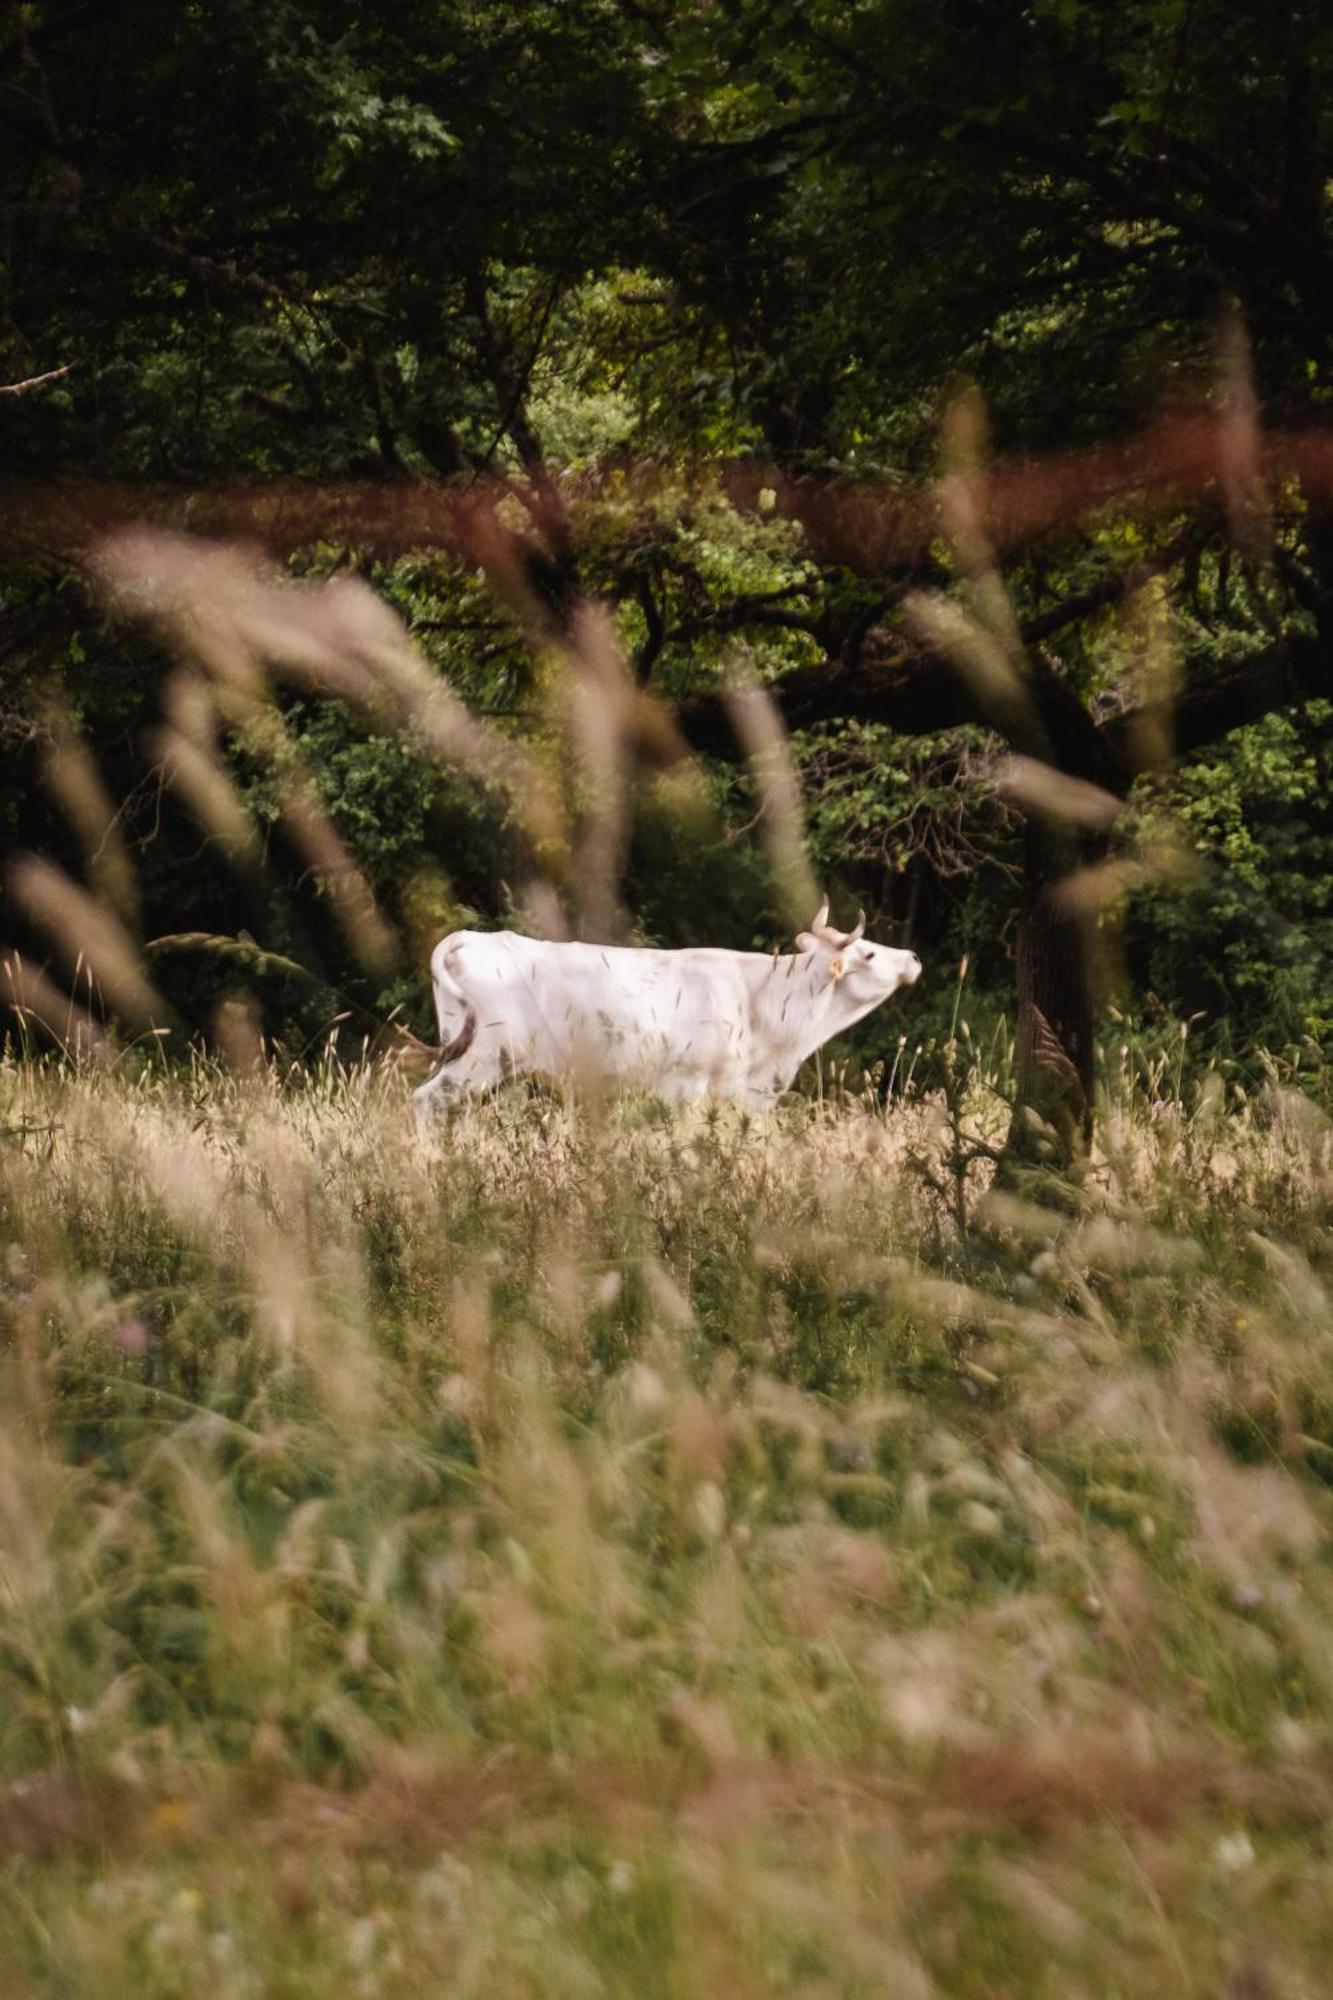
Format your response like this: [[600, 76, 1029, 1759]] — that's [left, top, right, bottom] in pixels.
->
[[796, 900, 922, 1005]]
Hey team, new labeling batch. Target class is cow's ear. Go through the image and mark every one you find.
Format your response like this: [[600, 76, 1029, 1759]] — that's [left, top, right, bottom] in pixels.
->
[[795, 931, 820, 953]]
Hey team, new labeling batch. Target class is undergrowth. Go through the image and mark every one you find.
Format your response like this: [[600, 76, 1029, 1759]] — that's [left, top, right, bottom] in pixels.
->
[[2, 1051, 1333, 1995]]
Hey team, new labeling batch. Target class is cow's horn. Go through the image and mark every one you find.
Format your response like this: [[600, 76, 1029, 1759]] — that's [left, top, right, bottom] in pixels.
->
[[845, 911, 866, 946], [812, 897, 829, 937]]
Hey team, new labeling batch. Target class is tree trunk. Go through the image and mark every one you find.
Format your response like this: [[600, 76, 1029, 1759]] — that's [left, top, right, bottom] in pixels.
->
[[1003, 819, 1098, 1178]]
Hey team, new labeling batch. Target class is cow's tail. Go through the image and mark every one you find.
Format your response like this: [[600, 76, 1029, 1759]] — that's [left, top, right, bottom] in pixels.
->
[[429, 936, 478, 1068]]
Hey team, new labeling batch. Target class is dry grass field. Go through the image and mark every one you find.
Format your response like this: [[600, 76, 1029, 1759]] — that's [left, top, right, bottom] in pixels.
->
[[2, 1046, 1333, 1995]]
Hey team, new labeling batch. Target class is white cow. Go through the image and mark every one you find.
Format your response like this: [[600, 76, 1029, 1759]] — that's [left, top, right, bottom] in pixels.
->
[[412, 903, 921, 1120]]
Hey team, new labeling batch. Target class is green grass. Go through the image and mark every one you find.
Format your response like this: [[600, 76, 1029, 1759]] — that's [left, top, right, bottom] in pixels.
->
[[2, 1051, 1333, 1995]]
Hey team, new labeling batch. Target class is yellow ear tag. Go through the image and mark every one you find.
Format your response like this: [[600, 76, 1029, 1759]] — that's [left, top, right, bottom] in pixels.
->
[[828, 955, 846, 982]]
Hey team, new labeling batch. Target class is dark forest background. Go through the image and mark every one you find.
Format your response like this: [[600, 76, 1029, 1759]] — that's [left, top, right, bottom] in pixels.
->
[[5, 0, 1333, 1111]]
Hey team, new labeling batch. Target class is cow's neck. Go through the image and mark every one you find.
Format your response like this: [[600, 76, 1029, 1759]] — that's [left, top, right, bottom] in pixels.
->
[[754, 952, 852, 1078]]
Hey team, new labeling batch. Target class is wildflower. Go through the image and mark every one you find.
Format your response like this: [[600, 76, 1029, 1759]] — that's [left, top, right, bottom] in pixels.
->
[[112, 1318, 150, 1355], [1214, 1831, 1255, 1872]]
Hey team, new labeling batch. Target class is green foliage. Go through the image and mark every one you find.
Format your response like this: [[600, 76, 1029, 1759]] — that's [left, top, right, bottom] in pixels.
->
[[1132, 704, 1333, 1047], [5, 0, 1333, 1076]]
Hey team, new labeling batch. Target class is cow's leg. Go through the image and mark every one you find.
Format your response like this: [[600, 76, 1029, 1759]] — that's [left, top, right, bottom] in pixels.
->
[[412, 1063, 462, 1130], [657, 1070, 765, 1107], [656, 1072, 712, 1105], [415, 969, 487, 1130], [412, 1040, 510, 1129]]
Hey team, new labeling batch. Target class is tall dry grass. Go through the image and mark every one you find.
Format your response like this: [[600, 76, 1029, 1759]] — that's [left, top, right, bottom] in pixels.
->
[[1, 1049, 1333, 1995]]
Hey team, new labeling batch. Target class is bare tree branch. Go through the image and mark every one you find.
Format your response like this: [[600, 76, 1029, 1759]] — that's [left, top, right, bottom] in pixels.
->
[[0, 362, 71, 395]]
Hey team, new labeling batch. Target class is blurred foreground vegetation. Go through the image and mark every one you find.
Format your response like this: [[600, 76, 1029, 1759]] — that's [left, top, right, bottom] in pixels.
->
[[2, 1047, 1333, 1994], [6, 6, 1333, 1983]]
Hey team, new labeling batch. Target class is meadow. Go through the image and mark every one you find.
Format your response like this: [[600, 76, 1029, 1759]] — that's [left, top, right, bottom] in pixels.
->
[[2, 1043, 1332, 1997], [9, 0, 1333, 1989]]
